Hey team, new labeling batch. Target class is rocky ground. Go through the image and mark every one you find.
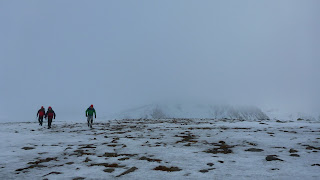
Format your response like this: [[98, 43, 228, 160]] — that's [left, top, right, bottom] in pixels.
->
[[0, 118, 319, 179]]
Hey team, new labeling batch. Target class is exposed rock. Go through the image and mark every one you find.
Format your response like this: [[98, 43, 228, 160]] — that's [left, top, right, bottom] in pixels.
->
[[153, 166, 181, 172], [289, 149, 298, 153], [266, 155, 283, 161], [84, 157, 91, 162], [199, 169, 209, 173], [290, 154, 300, 157], [207, 163, 214, 167], [245, 148, 264, 152]]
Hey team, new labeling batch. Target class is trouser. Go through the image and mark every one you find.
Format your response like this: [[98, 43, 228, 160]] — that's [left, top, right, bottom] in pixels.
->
[[48, 117, 53, 128], [38, 116, 44, 126], [87, 116, 93, 125]]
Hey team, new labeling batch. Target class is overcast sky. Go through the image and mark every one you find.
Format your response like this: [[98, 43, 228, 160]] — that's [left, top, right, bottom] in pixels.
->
[[0, 0, 319, 121]]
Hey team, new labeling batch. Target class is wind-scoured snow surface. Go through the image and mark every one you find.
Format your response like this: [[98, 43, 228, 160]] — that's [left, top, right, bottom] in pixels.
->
[[110, 104, 269, 120], [1, 118, 319, 179]]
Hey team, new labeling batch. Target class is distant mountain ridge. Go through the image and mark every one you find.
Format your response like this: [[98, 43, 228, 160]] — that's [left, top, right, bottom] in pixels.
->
[[110, 104, 270, 120]]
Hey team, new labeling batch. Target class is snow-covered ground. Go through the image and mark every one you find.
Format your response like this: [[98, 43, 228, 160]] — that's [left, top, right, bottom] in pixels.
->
[[1, 118, 319, 180]]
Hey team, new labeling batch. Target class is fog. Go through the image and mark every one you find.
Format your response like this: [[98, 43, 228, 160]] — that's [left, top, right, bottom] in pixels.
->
[[0, 1, 319, 121]]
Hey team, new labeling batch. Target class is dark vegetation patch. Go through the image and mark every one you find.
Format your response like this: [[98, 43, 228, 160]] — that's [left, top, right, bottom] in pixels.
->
[[273, 147, 287, 149], [247, 142, 258, 146], [305, 145, 320, 150], [70, 150, 95, 156], [204, 141, 234, 154], [16, 164, 46, 172], [175, 134, 197, 143], [139, 156, 162, 163], [38, 152, 48, 155], [19, 153, 59, 171], [103, 152, 118, 157], [22, 147, 35, 150], [28, 157, 58, 165], [107, 144, 119, 147], [153, 166, 182, 172], [79, 144, 96, 149], [72, 177, 85, 180], [103, 168, 115, 173], [199, 169, 209, 173], [118, 157, 130, 161], [90, 163, 125, 168], [232, 127, 251, 130], [103, 152, 137, 158], [116, 167, 138, 177], [43, 171, 63, 176], [187, 127, 213, 130]]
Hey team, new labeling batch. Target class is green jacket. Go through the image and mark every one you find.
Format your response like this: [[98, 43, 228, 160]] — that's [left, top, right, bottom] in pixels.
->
[[86, 107, 96, 116]]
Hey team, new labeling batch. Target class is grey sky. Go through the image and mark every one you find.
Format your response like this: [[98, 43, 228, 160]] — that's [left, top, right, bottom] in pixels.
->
[[0, 0, 319, 121]]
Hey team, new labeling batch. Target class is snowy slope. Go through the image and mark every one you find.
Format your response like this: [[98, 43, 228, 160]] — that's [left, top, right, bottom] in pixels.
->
[[110, 104, 269, 120], [1, 118, 319, 179], [265, 108, 320, 121]]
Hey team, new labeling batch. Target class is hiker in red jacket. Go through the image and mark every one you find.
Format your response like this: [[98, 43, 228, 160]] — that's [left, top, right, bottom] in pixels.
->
[[37, 106, 45, 126], [45, 106, 56, 129]]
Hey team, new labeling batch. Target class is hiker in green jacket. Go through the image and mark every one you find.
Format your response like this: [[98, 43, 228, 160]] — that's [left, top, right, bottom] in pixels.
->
[[86, 104, 96, 128]]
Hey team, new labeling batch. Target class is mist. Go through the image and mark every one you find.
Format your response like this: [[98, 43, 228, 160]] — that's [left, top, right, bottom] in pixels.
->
[[0, 0, 319, 122]]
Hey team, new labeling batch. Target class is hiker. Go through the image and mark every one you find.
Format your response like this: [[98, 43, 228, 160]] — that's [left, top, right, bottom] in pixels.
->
[[36, 106, 45, 126], [45, 106, 56, 129], [86, 104, 96, 128]]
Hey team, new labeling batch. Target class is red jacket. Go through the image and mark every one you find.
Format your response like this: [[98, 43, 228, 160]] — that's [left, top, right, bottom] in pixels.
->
[[45, 109, 56, 119], [37, 108, 45, 117]]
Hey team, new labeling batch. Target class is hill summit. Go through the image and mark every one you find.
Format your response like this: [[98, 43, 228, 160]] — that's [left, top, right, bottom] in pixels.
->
[[111, 104, 269, 120]]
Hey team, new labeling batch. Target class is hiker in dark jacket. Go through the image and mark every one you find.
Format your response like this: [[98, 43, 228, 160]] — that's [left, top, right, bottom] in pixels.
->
[[37, 106, 45, 126], [45, 106, 56, 129], [86, 104, 96, 128]]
